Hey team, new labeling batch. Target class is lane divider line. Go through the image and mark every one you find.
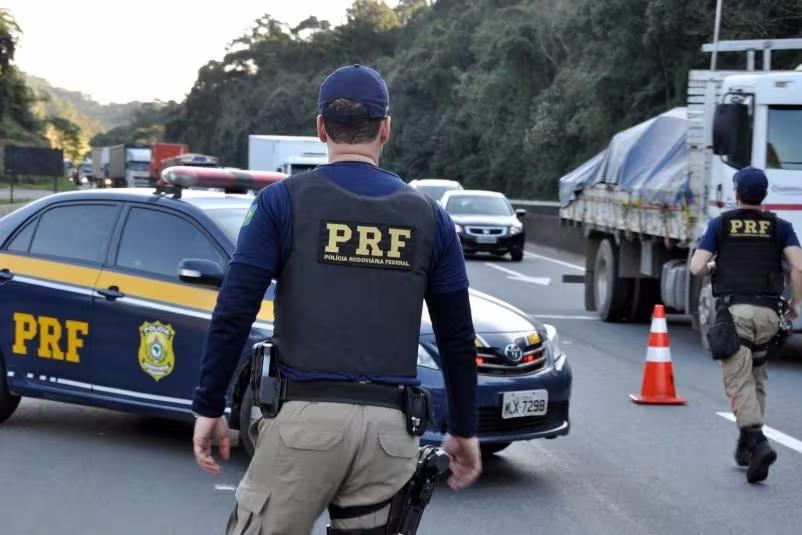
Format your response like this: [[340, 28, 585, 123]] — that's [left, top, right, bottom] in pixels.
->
[[717, 412, 802, 454], [483, 262, 550, 285], [214, 484, 237, 492], [530, 314, 599, 321], [524, 251, 585, 272]]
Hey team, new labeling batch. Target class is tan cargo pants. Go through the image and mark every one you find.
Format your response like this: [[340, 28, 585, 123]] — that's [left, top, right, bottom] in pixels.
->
[[721, 304, 779, 429], [226, 401, 419, 535]]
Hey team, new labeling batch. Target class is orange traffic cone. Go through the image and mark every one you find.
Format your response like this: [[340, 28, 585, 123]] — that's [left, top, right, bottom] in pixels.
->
[[629, 304, 687, 405]]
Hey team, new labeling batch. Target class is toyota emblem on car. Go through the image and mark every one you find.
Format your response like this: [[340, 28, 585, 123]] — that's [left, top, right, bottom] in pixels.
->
[[504, 343, 524, 363]]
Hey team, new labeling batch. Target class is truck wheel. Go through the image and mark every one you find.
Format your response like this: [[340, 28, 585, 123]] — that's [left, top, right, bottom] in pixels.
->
[[629, 278, 660, 323], [238, 382, 259, 458], [0, 359, 21, 423], [594, 239, 632, 322], [696, 277, 714, 353]]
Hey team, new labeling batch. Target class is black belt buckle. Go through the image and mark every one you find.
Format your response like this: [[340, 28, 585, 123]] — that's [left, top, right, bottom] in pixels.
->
[[404, 387, 433, 436]]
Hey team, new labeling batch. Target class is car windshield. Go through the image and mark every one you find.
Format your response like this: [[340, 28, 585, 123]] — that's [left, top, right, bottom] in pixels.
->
[[446, 195, 512, 216], [203, 205, 252, 241], [767, 106, 802, 170], [416, 185, 456, 201]]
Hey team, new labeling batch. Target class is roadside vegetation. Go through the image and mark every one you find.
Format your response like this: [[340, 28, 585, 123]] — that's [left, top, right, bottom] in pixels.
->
[[4, 2, 802, 198]]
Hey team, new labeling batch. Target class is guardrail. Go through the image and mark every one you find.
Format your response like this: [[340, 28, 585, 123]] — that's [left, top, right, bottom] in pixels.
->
[[510, 199, 585, 257], [509, 199, 561, 208]]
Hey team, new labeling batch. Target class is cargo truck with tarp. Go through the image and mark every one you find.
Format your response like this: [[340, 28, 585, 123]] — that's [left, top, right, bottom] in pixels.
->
[[559, 39, 802, 348]]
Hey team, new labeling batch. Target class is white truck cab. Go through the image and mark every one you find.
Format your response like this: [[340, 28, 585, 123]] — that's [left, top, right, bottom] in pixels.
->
[[706, 71, 802, 232]]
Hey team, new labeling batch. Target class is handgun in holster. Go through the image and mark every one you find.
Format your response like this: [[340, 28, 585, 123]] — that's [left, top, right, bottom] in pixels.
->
[[327, 446, 451, 535], [250, 339, 285, 418]]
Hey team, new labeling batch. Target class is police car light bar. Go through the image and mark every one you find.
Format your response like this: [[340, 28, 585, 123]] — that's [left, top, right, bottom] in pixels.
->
[[158, 166, 287, 197]]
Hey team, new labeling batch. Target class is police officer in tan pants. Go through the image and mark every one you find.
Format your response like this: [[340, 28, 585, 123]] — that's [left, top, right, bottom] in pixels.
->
[[190, 65, 482, 533], [692, 167, 802, 483]]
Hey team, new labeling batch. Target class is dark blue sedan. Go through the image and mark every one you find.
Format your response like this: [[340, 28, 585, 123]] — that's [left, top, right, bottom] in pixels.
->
[[0, 184, 571, 457]]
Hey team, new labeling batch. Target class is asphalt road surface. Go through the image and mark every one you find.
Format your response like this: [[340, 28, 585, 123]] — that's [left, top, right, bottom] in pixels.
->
[[2, 246, 802, 535]]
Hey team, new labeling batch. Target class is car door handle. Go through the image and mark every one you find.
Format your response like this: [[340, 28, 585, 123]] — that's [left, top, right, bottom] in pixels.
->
[[0, 269, 13, 284], [97, 285, 125, 301]]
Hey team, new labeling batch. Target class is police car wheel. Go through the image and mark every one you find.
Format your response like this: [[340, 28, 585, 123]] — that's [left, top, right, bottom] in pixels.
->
[[480, 442, 511, 458], [238, 382, 258, 458], [0, 360, 21, 423]]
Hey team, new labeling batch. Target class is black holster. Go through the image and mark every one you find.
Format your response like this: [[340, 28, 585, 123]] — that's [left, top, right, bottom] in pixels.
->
[[707, 299, 741, 360], [250, 340, 285, 418], [327, 446, 451, 535]]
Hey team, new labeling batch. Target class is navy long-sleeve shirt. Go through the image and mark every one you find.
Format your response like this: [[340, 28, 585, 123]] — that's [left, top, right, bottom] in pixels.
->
[[192, 161, 478, 437]]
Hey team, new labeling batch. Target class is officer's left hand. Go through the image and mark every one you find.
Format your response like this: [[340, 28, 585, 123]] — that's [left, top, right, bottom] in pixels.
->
[[193, 415, 231, 475]]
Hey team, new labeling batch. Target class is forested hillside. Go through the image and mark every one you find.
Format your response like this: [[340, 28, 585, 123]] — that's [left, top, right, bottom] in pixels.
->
[[167, 0, 802, 198]]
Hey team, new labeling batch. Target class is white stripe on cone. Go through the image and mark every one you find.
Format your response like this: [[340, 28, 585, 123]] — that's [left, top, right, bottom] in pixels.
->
[[645, 346, 672, 363], [650, 317, 668, 334]]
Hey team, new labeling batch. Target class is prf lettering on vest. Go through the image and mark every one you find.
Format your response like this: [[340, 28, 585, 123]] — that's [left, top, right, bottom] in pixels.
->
[[11, 313, 89, 363], [320, 221, 416, 271], [729, 219, 772, 238]]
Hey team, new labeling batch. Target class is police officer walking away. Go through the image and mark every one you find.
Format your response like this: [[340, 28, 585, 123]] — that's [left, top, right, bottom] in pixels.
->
[[191, 64, 482, 533], [691, 167, 802, 483]]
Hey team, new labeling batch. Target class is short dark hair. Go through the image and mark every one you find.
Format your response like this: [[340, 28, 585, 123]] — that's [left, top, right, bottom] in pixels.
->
[[322, 99, 382, 144], [739, 191, 767, 206]]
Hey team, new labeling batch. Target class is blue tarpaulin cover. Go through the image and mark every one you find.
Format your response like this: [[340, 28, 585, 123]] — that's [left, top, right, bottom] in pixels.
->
[[559, 107, 692, 208]]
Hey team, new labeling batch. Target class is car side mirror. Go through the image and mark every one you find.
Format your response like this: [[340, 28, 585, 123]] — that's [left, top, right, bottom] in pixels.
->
[[178, 258, 225, 287], [713, 103, 752, 169], [515, 208, 527, 219]]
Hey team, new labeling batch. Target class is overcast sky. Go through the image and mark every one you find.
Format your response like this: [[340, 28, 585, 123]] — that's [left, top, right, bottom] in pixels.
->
[[7, 0, 391, 104]]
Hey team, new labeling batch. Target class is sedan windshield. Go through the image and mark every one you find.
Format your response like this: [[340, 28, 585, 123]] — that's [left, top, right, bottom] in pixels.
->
[[416, 185, 457, 201], [446, 195, 513, 216]]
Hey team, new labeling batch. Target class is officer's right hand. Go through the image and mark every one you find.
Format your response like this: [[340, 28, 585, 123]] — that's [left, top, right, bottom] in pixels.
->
[[193, 415, 231, 475], [789, 303, 800, 321], [442, 434, 482, 490]]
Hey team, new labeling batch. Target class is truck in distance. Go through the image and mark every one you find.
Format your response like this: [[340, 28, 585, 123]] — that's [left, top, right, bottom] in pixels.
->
[[559, 38, 802, 348], [248, 135, 328, 175]]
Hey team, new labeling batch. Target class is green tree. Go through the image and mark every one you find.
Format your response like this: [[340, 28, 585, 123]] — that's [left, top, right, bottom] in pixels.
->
[[46, 117, 83, 163]]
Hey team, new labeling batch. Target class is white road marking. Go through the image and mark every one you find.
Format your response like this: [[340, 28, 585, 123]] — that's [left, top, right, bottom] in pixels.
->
[[214, 484, 237, 492], [483, 263, 550, 286], [717, 412, 802, 454], [524, 251, 585, 272], [530, 314, 598, 321]]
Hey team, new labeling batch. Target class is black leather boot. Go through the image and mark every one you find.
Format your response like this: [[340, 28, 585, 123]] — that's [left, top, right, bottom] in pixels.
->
[[734, 429, 752, 467], [746, 426, 777, 484]]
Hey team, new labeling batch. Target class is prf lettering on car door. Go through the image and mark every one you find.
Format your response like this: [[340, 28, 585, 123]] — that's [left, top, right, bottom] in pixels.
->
[[11, 313, 89, 363]]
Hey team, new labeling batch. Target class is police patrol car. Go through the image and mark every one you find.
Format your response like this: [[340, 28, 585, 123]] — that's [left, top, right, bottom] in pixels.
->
[[0, 167, 572, 457]]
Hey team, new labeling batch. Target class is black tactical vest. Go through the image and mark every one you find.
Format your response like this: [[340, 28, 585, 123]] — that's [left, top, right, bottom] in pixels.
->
[[273, 171, 436, 378], [712, 209, 785, 298]]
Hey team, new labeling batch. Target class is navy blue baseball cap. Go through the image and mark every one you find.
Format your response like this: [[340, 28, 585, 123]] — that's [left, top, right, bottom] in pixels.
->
[[318, 64, 389, 123], [733, 167, 769, 200]]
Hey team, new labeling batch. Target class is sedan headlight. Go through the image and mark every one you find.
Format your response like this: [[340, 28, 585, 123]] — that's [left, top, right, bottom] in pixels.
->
[[417, 344, 439, 370], [544, 323, 567, 370], [508, 225, 523, 235], [454, 224, 463, 234]]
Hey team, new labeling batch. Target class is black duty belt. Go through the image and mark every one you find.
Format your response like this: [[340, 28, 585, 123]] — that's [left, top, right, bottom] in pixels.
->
[[284, 380, 407, 412], [720, 294, 782, 309]]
